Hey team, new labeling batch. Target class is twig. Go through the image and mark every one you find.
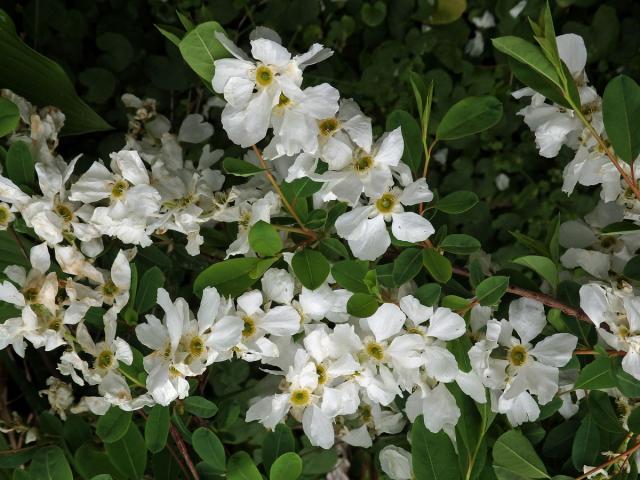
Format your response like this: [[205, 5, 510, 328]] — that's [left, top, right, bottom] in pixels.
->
[[170, 424, 200, 480], [251, 144, 316, 239], [576, 439, 640, 480], [451, 266, 591, 323]]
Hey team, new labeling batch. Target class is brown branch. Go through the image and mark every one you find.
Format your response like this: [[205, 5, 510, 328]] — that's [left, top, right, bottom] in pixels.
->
[[576, 439, 640, 480], [451, 266, 591, 323], [251, 144, 317, 240], [170, 423, 200, 480]]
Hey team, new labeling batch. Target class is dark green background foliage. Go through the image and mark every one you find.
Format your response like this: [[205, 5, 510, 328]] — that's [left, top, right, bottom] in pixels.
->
[[1, 1, 639, 478]]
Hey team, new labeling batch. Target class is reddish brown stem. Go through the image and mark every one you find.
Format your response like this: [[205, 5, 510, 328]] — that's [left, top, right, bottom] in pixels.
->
[[170, 425, 200, 480], [576, 438, 640, 480], [451, 266, 591, 323]]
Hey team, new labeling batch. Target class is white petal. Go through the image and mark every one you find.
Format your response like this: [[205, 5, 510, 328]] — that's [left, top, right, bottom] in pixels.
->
[[237, 290, 264, 316], [374, 128, 403, 167], [261, 306, 301, 336], [29, 242, 50, 273], [530, 333, 577, 367], [426, 308, 466, 340], [198, 287, 221, 332], [112, 150, 149, 185], [250, 38, 291, 66], [557, 33, 587, 76], [347, 215, 390, 261], [366, 303, 406, 342], [302, 404, 335, 449], [508, 298, 546, 344], [391, 212, 434, 243], [398, 178, 433, 205]]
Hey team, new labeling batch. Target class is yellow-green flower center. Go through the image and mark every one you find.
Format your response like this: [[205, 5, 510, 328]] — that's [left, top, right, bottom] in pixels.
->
[[242, 316, 256, 338], [111, 180, 129, 199], [54, 203, 74, 223], [290, 388, 311, 407], [375, 193, 397, 213], [354, 154, 373, 172], [189, 336, 205, 357], [101, 280, 119, 298], [509, 345, 528, 367], [365, 341, 385, 361], [96, 349, 114, 369], [277, 93, 290, 107], [0, 205, 10, 225], [255, 65, 273, 86], [318, 118, 339, 136], [316, 364, 327, 385]]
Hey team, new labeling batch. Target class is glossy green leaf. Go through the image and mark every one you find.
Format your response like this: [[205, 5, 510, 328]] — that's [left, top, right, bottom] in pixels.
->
[[347, 293, 380, 317], [291, 249, 330, 290], [263, 424, 295, 472], [475, 276, 509, 306], [603, 75, 640, 163], [392, 248, 423, 285], [96, 407, 132, 444], [184, 396, 218, 418], [0, 14, 111, 135], [440, 234, 481, 255], [192, 428, 226, 473], [493, 431, 549, 479], [29, 446, 72, 480], [223, 157, 265, 177], [105, 423, 147, 479], [574, 356, 616, 390], [387, 109, 422, 173], [270, 452, 303, 480], [178, 21, 229, 82], [135, 266, 165, 314], [415, 283, 441, 306], [145, 405, 170, 454], [227, 451, 262, 480], [331, 260, 369, 293], [436, 96, 503, 140], [249, 221, 283, 257], [436, 191, 479, 214], [513, 255, 558, 289], [422, 249, 452, 283], [5, 141, 34, 188], [194, 257, 262, 297], [571, 416, 600, 470], [0, 97, 19, 137], [411, 415, 460, 480]]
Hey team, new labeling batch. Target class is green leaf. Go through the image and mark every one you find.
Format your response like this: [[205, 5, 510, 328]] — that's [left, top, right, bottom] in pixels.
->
[[0, 447, 37, 468], [347, 293, 380, 317], [493, 431, 549, 479], [184, 396, 218, 418], [600, 221, 640, 235], [96, 407, 132, 443], [422, 249, 452, 283], [392, 248, 423, 285], [513, 255, 558, 289], [603, 75, 640, 163], [5, 141, 34, 187], [270, 452, 303, 480], [436, 191, 479, 214], [440, 234, 481, 255], [29, 446, 72, 480], [415, 283, 441, 306], [623, 255, 640, 280], [280, 178, 322, 200], [135, 266, 165, 314], [291, 250, 330, 290], [227, 451, 262, 480], [436, 96, 503, 140], [628, 406, 640, 433], [178, 21, 229, 83], [411, 415, 461, 480], [105, 423, 147, 479], [571, 416, 600, 470], [492, 36, 561, 90], [475, 276, 509, 306], [249, 221, 283, 257], [331, 260, 370, 293], [614, 363, 640, 397], [427, 0, 467, 25], [155, 24, 183, 47], [0, 97, 19, 137], [223, 157, 265, 177], [387, 109, 423, 173], [145, 405, 170, 454], [587, 391, 625, 434], [318, 238, 350, 261], [574, 357, 617, 390], [0, 17, 111, 135], [74, 445, 121, 479], [194, 257, 261, 297], [263, 424, 295, 472], [360, 1, 387, 27], [192, 428, 226, 473]]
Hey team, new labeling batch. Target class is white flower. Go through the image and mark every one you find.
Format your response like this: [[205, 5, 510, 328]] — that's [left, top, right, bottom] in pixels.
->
[[335, 179, 434, 260], [580, 283, 640, 380], [314, 127, 404, 206], [213, 33, 332, 147]]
